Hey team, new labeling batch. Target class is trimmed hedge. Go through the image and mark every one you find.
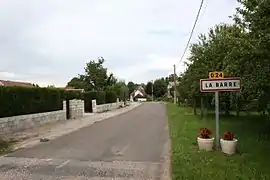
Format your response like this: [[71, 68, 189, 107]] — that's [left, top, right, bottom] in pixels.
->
[[84, 91, 106, 112], [105, 91, 117, 103], [61, 90, 83, 100], [0, 86, 63, 118]]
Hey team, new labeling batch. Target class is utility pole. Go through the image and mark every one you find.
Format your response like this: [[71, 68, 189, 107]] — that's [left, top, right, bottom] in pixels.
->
[[173, 64, 177, 104], [151, 80, 154, 101]]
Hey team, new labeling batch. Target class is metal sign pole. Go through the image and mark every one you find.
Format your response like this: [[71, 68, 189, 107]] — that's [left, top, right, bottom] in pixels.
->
[[215, 91, 220, 149]]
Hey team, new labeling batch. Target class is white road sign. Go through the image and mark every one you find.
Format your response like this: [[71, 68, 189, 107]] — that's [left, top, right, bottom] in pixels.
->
[[200, 78, 241, 92]]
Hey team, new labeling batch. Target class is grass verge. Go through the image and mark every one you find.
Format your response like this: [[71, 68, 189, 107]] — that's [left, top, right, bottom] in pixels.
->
[[167, 103, 270, 180]]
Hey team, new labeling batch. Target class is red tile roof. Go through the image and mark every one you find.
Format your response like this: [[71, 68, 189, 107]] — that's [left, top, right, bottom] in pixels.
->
[[0, 80, 34, 87]]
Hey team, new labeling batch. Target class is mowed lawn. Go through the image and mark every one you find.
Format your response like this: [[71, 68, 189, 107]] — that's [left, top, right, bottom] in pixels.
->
[[167, 103, 270, 180]]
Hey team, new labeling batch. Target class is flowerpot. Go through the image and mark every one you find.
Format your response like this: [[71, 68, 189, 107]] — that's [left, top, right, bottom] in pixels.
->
[[197, 137, 214, 151], [220, 138, 238, 155]]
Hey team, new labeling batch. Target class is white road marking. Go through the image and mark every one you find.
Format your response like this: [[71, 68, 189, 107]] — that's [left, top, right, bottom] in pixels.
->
[[56, 160, 70, 169]]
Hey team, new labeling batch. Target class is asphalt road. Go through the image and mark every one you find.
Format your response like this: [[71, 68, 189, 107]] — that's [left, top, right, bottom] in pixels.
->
[[0, 103, 170, 179]]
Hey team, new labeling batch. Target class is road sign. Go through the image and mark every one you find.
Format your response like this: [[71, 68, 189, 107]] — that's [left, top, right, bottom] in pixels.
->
[[200, 78, 241, 92], [209, 72, 224, 79], [200, 77, 241, 150]]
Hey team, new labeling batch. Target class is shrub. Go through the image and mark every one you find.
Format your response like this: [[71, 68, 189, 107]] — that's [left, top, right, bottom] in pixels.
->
[[61, 90, 83, 100], [199, 128, 212, 139], [105, 91, 117, 103], [84, 91, 106, 112], [222, 132, 234, 141], [0, 86, 63, 118]]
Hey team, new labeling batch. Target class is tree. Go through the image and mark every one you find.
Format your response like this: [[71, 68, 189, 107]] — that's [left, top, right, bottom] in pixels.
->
[[83, 57, 109, 91], [67, 76, 85, 89], [127, 81, 137, 95], [145, 81, 153, 95], [153, 78, 167, 98], [67, 57, 117, 91]]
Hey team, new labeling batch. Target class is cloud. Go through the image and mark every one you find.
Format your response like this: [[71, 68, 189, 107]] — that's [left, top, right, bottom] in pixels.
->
[[0, 0, 239, 86]]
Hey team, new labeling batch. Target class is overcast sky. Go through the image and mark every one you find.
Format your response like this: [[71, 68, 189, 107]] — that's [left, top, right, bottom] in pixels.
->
[[0, 0, 239, 87]]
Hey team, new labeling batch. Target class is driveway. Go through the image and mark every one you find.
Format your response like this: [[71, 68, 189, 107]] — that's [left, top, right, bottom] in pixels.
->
[[0, 103, 170, 179]]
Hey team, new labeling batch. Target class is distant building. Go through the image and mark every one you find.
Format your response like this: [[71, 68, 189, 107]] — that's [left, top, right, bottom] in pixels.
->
[[167, 81, 179, 98], [130, 86, 147, 102], [0, 80, 35, 87]]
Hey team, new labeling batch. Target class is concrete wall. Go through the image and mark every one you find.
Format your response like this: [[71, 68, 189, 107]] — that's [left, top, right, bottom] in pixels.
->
[[0, 101, 67, 135], [92, 99, 125, 113], [69, 99, 84, 119]]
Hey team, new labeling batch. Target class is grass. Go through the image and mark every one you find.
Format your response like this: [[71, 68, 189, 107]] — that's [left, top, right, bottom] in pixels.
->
[[167, 103, 270, 180]]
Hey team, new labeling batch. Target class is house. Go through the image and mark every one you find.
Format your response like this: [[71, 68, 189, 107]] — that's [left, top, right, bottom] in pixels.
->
[[130, 86, 147, 102], [167, 81, 179, 98], [0, 80, 35, 87]]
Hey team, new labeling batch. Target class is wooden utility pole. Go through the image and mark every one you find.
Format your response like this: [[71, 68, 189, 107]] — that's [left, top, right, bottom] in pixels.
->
[[173, 64, 177, 104]]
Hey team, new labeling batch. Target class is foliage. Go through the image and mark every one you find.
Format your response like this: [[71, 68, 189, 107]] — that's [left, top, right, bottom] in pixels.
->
[[106, 81, 129, 101], [105, 91, 117, 103], [0, 86, 63, 118], [67, 76, 85, 89], [62, 90, 83, 100], [177, 0, 270, 116], [67, 57, 117, 91], [198, 128, 212, 139], [145, 81, 153, 95], [153, 78, 167, 98], [222, 132, 234, 141], [83, 91, 106, 112], [127, 81, 137, 95]]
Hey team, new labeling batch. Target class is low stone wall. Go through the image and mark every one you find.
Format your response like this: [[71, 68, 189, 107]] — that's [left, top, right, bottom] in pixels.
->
[[0, 101, 66, 135], [92, 99, 125, 113], [69, 99, 84, 119]]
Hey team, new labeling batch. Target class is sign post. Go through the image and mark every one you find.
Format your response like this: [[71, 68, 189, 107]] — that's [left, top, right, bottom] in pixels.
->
[[215, 91, 219, 149], [200, 76, 241, 149]]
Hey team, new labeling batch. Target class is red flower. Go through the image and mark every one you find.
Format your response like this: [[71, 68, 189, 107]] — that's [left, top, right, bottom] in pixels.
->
[[199, 128, 212, 139], [222, 132, 234, 141]]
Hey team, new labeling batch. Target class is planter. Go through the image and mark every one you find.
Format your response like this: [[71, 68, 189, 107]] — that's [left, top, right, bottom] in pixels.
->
[[220, 138, 238, 155], [197, 137, 214, 151]]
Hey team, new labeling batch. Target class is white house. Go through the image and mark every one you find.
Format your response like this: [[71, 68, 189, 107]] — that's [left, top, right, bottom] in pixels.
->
[[130, 86, 147, 102]]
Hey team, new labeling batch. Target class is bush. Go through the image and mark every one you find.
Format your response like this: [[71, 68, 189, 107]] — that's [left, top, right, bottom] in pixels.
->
[[84, 91, 106, 112], [105, 91, 117, 103], [61, 90, 83, 100], [0, 86, 63, 118]]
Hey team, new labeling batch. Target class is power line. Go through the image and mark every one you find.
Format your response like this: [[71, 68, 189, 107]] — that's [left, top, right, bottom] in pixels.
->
[[176, 0, 205, 68]]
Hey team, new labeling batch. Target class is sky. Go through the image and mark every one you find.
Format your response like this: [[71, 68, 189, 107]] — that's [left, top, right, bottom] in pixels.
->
[[0, 0, 239, 87]]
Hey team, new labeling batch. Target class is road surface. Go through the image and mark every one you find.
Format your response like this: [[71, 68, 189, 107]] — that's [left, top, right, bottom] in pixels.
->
[[0, 103, 170, 179]]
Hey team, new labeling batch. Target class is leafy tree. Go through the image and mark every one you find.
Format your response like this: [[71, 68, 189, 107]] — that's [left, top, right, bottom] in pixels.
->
[[153, 78, 167, 98], [127, 81, 137, 95], [67, 76, 85, 89], [145, 81, 153, 95]]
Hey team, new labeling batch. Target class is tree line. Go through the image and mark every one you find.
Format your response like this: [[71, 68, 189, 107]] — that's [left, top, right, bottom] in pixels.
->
[[177, 0, 270, 117], [67, 57, 143, 101]]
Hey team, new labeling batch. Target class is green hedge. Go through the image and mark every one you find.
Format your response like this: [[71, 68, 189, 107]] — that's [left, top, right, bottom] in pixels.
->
[[61, 90, 83, 100], [0, 86, 63, 118], [105, 91, 117, 103], [84, 91, 106, 112]]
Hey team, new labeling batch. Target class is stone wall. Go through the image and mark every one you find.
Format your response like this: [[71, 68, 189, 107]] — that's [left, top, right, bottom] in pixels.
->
[[0, 101, 66, 135], [92, 99, 124, 113], [69, 99, 84, 119]]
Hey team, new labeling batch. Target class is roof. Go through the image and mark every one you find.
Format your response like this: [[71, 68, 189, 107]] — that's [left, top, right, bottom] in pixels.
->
[[0, 80, 34, 87], [130, 86, 147, 97]]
